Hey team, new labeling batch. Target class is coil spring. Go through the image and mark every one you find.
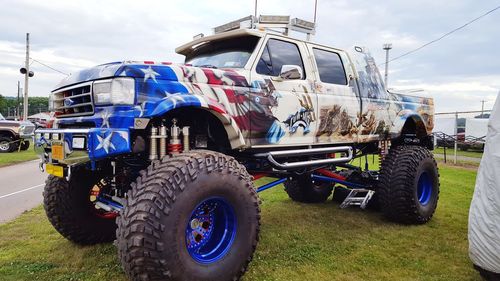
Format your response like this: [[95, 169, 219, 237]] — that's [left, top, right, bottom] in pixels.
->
[[168, 143, 182, 154]]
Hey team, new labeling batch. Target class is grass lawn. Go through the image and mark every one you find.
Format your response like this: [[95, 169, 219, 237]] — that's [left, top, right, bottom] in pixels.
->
[[0, 164, 480, 281], [0, 145, 38, 167], [433, 147, 483, 159]]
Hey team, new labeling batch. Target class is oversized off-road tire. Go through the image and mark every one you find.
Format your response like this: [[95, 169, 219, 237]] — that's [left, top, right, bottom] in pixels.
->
[[378, 145, 440, 224], [284, 174, 333, 203], [0, 136, 17, 153], [43, 171, 118, 245], [20, 140, 30, 150], [116, 150, 260, 281]]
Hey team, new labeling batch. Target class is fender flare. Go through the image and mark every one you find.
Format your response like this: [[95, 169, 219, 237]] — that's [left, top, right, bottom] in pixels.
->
[[0, 129, 17, 139], [399, 113, 429, 139]]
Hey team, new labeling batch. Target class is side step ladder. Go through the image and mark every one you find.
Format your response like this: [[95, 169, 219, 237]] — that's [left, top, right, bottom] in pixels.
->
[[340, 189, 375, 209]]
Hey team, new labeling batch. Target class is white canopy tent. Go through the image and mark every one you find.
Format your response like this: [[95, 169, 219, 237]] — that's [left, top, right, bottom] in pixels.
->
[[466, 118, 489, 139], [469, 92, 500, 278]]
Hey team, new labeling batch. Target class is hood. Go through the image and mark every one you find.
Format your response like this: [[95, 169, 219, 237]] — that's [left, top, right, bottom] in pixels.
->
[[0, 120, 34, 127], [54, 62, 124, 90], [54, 61, 250, 91]]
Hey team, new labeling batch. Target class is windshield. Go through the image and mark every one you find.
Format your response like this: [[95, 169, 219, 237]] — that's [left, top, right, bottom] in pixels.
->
[[185, 35, 260, 69], [0, 113, 4, 120]]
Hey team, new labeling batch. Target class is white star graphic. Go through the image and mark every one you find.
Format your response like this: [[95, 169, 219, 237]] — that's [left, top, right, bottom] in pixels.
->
[[101, 109, 112, 128], [168, 93, 185, 109], [141, 66, 160, 83], [96, 133, 115, 153], [134, 101, 149, 117]]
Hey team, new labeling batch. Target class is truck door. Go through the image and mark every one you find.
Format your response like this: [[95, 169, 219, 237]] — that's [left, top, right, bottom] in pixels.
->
[[308, 45, 360, 144], [248, 35, 318, 146]]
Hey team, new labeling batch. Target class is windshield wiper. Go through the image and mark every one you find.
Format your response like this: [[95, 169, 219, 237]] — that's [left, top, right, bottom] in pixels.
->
[[197, 64, 218, 69]]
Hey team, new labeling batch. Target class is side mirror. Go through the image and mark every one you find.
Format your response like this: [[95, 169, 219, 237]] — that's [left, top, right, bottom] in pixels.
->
[[279, 65, 303, 80]]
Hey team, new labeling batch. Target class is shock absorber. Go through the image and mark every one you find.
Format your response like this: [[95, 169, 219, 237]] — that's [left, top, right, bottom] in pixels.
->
[[378, 139, 391, 169], [168, 118, 182, 154], [182, 126, 190, 152], [149, 125, 158, 160], [159, 123, 168, 158]]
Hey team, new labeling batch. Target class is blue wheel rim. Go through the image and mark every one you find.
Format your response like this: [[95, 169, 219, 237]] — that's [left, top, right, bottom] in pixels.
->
[[185, 197, 237, 264], [417, 172, 433, 205]]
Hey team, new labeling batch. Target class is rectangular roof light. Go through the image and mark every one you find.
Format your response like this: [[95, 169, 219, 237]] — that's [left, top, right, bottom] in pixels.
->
[[213, 15, 256, 34], [290, 18, 315, 31], [259, 15, 290, 24]]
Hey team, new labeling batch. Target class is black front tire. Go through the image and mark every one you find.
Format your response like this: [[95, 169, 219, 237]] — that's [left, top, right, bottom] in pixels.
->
[[378, 145, 440, 224], [0, 136, 17, 153], [117, 150, 260, 281], [43, 171, 117, 245], [284, 174, 333, 203]]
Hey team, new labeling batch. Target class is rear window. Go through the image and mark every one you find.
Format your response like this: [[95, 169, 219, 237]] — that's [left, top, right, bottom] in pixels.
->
[[313, 48, 347, 85]]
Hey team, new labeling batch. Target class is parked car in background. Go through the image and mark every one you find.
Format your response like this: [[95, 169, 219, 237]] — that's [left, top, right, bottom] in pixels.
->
[[0, 113, 35, 152]]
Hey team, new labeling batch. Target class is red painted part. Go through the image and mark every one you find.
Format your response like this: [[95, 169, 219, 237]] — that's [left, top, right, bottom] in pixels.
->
[[168, 143, 183, 153], [316, 169, 346, 181], [95, 211, 119, 219], [251, 173, 268, 180], [208, 103, 226, 114], [161, 62, 172, 65], [144, 61, 155, 64]]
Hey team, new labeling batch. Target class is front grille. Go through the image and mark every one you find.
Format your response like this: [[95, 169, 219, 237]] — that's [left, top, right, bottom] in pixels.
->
[[53, 83, 94, 118]]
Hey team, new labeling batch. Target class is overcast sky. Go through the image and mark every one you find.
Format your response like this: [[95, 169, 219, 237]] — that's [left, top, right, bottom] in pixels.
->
[[0, 0, 499, 113]]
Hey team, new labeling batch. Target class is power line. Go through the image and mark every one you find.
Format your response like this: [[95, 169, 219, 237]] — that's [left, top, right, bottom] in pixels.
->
[[383, 5, 500, 65], [30, 58, 69, 76]]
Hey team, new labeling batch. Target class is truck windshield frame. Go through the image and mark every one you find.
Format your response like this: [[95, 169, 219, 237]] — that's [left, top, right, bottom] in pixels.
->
[[185, 35, 260, 69]]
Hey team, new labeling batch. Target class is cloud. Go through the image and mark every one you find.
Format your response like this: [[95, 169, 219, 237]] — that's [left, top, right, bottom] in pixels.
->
[[0, 0, 498, 113]]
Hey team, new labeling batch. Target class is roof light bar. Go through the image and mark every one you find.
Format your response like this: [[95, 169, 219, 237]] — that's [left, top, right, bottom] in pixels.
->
[[212, 15, 316, 37], [258, 15, 290, 24], [291, 18, 315, 31]]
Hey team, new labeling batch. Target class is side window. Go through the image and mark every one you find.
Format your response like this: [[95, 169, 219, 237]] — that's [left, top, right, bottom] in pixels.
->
[[313, 48, 347, 85], [256, 39, 305, 79]]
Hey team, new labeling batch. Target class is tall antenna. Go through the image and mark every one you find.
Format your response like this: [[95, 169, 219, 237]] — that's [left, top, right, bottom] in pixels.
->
[[313, 0, 318, 24], [254, 0, 258, 17]]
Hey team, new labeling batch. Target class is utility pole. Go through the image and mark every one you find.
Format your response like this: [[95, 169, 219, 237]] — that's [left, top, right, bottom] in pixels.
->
[[17, 81, 21, 120], [480, 100, 486, 117], [23, 33, 30, 121], [383, 43, 392, 88]]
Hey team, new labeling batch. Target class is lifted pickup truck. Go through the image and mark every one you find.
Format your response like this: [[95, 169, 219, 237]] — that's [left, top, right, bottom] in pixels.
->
[[0, 113, 35, 152], [35, 15, 439, 281]]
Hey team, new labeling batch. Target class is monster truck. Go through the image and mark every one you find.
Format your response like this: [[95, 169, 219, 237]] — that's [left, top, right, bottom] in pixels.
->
[[35, 15, 439, 281], [0, 113, 35, 152]]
